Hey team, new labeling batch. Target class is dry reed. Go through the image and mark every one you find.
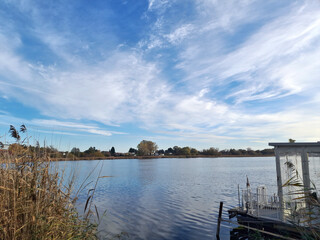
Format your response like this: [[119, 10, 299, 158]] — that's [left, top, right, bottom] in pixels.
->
[[0, 126, 98, 240]]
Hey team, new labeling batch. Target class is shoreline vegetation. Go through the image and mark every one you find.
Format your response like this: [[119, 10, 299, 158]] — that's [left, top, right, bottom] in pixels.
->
[[2, 137, 275, 162], [0, 125, 98, 239], [49, 154, 275, 161]]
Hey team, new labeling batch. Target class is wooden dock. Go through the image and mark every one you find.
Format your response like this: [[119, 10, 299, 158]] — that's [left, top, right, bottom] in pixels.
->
[[228, 207, 304, 239]]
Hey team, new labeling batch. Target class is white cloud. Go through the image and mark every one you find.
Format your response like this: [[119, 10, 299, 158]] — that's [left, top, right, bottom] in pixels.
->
[[177, 1, 320, 103], [0, 36, 31, 82], [31, 119, 103, 132], [148, 0, 171, 12], [165, 24, 194, 44], [0, 113, 123, 137], [0, 0, 320, 149], [1, 45, 170, 127], [195, 0, 258, 31]]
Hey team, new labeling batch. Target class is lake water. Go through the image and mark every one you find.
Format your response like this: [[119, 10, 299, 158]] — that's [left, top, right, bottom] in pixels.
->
[[58, 157, 277, 240]]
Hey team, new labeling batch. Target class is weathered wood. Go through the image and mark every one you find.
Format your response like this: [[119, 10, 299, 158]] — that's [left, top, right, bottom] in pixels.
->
[[222, 218, 298, 240], [238, 184, 240, 207], [216, 201, 223, 239]]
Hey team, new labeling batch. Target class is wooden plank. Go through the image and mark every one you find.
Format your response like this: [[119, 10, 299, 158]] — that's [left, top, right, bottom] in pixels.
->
[[222, 218, 298, 240]]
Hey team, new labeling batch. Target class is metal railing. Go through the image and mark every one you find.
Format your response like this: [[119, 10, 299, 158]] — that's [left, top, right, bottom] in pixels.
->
[[242, 187, 281, 219], [241, 186, 307, 223]]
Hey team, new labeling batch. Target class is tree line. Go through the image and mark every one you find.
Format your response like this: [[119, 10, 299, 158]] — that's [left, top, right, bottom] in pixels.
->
[[1, 127, 274, 159], [3, 140, 274, 159], [65, 140, 274, 158]]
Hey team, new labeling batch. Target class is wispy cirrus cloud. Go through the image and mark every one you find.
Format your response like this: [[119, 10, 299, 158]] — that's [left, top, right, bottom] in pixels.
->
[[31, 119, 126, 136], [0, 112, 124, 137], [0, 0, 319, 150], [147, 0, 171, 12], [174, 1, 320, 103]]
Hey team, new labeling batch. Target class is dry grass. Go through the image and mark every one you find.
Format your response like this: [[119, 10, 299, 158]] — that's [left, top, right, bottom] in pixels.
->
[[0, 143, 98, 239]]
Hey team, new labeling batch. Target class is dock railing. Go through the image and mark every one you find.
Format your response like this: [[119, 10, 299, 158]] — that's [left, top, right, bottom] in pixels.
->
[[241, 186, 307, 223]]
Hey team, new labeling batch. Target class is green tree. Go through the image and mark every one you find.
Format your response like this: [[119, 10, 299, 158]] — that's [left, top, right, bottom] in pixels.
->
[[190, 148, 198, 155], [157, 149, 165, 155], [137, 140, 158, 156], [165, 147, 174, 155], [84, 147, 97, 156], [71, 147, 80, 157], [110, 147, 116, 156], [202, 147, 220, 155], [180, 147, 191, 155], [229, 148, 241, 155], [128, 148, 137, 154], [173, 146, 181, 155]]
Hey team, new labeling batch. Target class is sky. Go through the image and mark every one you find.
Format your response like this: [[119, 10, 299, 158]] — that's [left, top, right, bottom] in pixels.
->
[[0, 0, 320, 152]]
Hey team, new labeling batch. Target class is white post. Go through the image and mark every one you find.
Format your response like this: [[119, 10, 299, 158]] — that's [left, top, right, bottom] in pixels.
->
[[242, 190, 245, 210], [249, 189, 253, 214], [257, 187, 259, 217], [301, 147, 311, 221], [275, 147, 284, 221], [301, 147, 310, 191], [238, 184, 241, 208]]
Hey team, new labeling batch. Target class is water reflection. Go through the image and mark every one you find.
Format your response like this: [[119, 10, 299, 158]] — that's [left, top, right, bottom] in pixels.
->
[[57, 157, 276, 239], [137, 159, 156, 185]]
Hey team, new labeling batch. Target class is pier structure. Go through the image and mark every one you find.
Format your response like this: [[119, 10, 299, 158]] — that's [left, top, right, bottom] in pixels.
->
[[228, 142, 320, 238]]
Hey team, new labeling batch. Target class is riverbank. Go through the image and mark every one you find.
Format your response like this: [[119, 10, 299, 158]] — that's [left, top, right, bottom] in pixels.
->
[[50, 154, 274, 161]]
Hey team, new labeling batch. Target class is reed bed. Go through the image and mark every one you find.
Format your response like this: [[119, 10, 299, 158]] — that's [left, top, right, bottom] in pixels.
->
[[0, 126, 98, 240]]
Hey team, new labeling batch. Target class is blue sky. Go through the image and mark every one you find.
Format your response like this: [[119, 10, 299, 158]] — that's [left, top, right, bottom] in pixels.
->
[[0, 0, 320, 152]]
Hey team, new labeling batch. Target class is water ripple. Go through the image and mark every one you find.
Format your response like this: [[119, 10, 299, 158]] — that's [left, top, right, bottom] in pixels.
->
[[58, 157, 276, 239]]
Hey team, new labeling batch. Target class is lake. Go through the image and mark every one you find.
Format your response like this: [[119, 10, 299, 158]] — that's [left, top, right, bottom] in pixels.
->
[[58, 157, 277, 239]]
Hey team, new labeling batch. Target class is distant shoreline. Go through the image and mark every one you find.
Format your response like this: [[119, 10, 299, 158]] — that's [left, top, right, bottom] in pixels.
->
[[50, 154, 274, 161]]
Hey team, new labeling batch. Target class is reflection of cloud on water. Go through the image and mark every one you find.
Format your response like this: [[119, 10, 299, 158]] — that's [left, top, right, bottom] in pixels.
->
[[57, 157, 277, 239], [137, 159, 157, 186], [110, 158, 221, 239]]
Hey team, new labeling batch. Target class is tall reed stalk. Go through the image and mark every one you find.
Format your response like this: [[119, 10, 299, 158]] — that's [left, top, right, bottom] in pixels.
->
[[0, 125, 98, 239]]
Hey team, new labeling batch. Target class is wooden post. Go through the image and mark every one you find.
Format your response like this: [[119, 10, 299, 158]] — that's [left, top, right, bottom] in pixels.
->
[[216, 201, 223, 239], [257, 187, 259, 217], [238, 184, 241, 207]]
